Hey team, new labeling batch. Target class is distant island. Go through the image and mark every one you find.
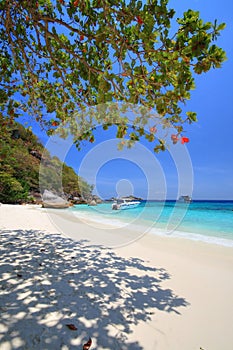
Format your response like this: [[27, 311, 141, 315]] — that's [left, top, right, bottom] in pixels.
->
[[105, 195, 142, 202]]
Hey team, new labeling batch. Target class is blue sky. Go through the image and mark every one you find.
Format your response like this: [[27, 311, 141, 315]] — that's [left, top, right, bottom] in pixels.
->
[[167, 0, 233, 200], [21, 0, 233, 200]]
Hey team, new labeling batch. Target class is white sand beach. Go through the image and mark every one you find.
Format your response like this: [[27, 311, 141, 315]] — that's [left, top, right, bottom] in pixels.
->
[[0, 204, 233, 350]]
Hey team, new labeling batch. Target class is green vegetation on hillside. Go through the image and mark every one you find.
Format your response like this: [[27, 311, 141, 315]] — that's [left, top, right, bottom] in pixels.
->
[[0, 117, 93, 203]]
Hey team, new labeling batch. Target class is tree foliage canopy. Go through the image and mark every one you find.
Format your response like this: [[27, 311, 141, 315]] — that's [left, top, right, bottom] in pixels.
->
[[0, 0, 226, 150]]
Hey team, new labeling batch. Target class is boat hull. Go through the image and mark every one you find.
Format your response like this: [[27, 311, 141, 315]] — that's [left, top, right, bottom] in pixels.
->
[[112, 201, 140, 210]]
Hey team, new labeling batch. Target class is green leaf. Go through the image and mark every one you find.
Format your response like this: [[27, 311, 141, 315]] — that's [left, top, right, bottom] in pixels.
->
[[137, 1, 142, 10], [186, 111, 197, 122], [217, 22, 226, 31]]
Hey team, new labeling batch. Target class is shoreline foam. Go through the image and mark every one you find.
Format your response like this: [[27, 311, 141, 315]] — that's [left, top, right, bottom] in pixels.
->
[[61, 206, 233, 247]]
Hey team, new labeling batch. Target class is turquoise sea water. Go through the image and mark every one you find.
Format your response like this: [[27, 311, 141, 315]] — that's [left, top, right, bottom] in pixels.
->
[[71, 201, 233, 247]]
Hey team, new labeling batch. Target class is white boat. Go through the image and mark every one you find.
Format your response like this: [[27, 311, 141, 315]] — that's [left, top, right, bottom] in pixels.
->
[[178, 195, 192, 203], [112, 198, 141, 210]]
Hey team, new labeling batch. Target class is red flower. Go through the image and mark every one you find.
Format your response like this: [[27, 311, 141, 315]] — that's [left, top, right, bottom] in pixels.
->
[[51, 121, 59, 127], [136, 16, 144, 25], [181, 136, 190, 144], [150, 126, 157, 133], [171, 134, 179, 144], [80, 34, 84, 41]]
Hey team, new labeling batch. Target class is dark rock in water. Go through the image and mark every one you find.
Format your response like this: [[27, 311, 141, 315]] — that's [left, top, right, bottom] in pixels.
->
[[71, 194, 102, 205]]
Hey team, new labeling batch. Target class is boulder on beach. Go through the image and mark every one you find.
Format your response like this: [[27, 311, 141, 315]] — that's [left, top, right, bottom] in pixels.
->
[[88, 199, 97, 206], [42, 190, 70, 209]]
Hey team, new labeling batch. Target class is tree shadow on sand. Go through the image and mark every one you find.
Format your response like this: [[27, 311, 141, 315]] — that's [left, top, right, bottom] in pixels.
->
[[0, 229, 189, 349]]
